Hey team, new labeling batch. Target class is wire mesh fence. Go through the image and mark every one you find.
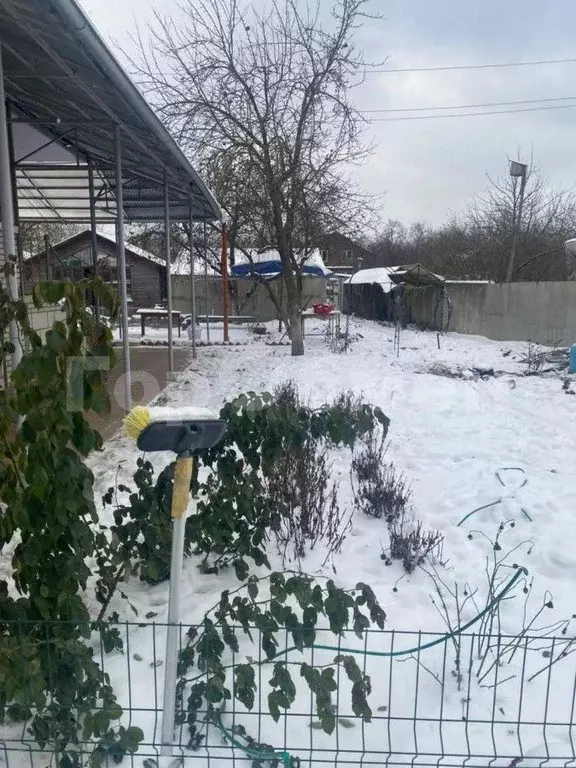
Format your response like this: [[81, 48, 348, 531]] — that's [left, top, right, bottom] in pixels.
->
[[1, 619, 576, 768]]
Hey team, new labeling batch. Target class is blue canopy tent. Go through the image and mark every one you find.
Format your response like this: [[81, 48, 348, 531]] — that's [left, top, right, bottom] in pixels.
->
[[230, 249, 332, 326], [231, 260, 331, 278], [231, 247, 332, 279]]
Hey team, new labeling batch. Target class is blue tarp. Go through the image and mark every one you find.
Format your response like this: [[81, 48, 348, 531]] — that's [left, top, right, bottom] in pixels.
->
[[231, 260, 331, 278]]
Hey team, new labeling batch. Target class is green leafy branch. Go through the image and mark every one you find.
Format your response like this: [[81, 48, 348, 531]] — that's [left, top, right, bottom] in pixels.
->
[[174, 571, 385, 746]]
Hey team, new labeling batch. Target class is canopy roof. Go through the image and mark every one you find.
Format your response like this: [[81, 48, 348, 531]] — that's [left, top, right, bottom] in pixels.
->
[[0, 0, 221, 223]]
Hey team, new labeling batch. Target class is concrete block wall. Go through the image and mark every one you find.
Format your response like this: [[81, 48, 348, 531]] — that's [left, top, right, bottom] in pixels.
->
[[409, 281, 576, 345], [172, 275, 327, 322], [27, 298, 66, 340]]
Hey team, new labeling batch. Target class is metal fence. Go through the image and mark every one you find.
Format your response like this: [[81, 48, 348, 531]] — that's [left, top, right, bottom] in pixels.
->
[[1, 620, 576, 768]]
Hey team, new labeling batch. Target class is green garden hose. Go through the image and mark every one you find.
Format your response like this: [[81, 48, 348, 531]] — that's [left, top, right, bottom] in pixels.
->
[[214, 566, 527, 764], [214, 707, 299, 767], [457, 467, 532, 527], [275, 566, 527, 660]]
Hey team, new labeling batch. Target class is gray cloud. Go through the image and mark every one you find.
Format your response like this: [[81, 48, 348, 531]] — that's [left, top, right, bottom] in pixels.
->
[[79, 0, 576, 226]]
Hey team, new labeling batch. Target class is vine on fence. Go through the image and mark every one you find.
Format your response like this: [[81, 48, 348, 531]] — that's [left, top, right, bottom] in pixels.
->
[[176, 571, 386, 747], [0, 273, 143, 766]]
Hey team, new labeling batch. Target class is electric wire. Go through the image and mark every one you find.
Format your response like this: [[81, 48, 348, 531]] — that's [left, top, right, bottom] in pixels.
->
[[364, 102, 576, 122], [368, 57, 576, 74], [362, 95, 576, 113]]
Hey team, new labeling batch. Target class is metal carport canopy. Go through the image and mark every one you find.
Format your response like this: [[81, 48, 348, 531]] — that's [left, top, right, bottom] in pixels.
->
[[0, 0, 222, 223]]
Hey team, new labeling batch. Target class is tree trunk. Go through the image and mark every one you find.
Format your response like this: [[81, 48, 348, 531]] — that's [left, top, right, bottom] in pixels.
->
[[289, 304, 304, 356], [283, 270, 304, 356]]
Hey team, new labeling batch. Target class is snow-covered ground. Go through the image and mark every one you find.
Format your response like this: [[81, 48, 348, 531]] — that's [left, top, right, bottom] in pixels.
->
[[6, 318, 576, 767], [83, 318, 576, 766]]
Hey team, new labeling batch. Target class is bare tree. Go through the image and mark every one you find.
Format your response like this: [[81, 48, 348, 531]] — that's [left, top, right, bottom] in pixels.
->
[[369, 156, 576, 283], [467, 157, 576, 282], [133, 0, 379, 355]]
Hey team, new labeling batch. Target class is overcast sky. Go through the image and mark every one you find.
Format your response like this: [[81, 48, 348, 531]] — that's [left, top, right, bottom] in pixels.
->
[[79, 0, 576, 228]]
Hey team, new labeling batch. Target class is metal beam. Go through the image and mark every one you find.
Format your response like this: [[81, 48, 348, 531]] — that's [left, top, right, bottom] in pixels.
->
[[164, 171, 174, 375], [204, 222, 210, 342], [114, 124, 131, 412], [0, 47, 21, 371], [88, 162, 100, 324], [6, 100, 24, 299], [189, 206, 196, 359]]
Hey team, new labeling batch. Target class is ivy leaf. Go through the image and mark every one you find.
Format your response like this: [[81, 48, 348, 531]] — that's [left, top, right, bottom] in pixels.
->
[[82, 712, 93, 740], [336, 655, 372, 722], [123, 726, 144, 751], [247, 576, 259, 601], [234, 558, 250, 581], [321, 712, 336, 735], [262, 632, 278, 660], [270, 663, 296, 707], [234, 665, 256, 710]]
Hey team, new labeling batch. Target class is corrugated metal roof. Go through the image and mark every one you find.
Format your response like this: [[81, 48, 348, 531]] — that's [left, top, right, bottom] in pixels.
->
[[1, 0, 221, 223]]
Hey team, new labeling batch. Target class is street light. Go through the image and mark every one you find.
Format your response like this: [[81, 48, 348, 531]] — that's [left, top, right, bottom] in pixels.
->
[[505, 160, 528, 282]]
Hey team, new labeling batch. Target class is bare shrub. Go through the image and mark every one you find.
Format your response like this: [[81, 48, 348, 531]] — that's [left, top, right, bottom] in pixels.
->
[[352, 431, 442, 573], [384, 517, 444, 574], [352, 431, 411, 525], [274, 379, 303, 412], [521, 340, 567, 375], [427, 362, 465, 379], [268, 437, 351, 569], [417, 524, 573, 696]]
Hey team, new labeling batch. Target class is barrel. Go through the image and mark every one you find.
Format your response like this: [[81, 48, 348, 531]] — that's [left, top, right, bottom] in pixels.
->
[[570, 344, 576, 373]]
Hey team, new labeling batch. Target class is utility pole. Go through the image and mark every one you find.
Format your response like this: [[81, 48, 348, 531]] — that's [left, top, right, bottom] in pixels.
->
[[506, 160, 528, 283]]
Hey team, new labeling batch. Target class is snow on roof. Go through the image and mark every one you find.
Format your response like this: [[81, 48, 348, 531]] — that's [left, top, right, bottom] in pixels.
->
[[347, 267, 397, 293], [235, 247, 331, 276], [24, 227, 165, 268], [347, 264, 444, 291], [171, 254, 219, 277]]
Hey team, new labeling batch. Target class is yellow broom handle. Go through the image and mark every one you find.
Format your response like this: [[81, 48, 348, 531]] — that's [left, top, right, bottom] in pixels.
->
[[171, 456, 194, 519]]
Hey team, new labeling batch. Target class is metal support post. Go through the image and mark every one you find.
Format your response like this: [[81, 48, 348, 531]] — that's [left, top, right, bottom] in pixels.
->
[[204, 222, 210, 342], [0, 48, 21, 371], [189, 207, 197, 359], [88, 162, 100, 323], [221, 221, 229, 343], [6, 102, 24, 301], [506, 170, 527, 283], [164, 172, 174, 375], [114, 124, 132, 411]]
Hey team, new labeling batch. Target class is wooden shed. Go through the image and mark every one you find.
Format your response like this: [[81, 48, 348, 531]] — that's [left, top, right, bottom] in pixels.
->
[[23, 229, 167, 311]]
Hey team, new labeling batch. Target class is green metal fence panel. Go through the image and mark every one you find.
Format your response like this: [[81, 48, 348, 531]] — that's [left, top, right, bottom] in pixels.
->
[[1, 620, 575, 767]]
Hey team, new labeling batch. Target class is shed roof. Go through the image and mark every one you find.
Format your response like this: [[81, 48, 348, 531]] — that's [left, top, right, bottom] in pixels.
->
[[26, 229, 165, 269], [347, 263, 444, 293], [0, 0, 221, 223]]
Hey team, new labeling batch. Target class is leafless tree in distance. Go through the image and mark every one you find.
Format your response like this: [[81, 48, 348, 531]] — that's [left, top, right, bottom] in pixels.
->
[[466, 156, 576, 282], [370, 155, 576, 283]]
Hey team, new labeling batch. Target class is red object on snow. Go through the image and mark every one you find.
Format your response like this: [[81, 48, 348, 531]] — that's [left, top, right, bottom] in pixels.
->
[[313, 302, 335, 316]]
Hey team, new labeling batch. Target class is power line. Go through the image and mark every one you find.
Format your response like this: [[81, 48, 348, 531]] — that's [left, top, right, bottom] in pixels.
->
[[365, 102, 576, 121], [368, 57, 576, 74], [361, 95, 576, 113]]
